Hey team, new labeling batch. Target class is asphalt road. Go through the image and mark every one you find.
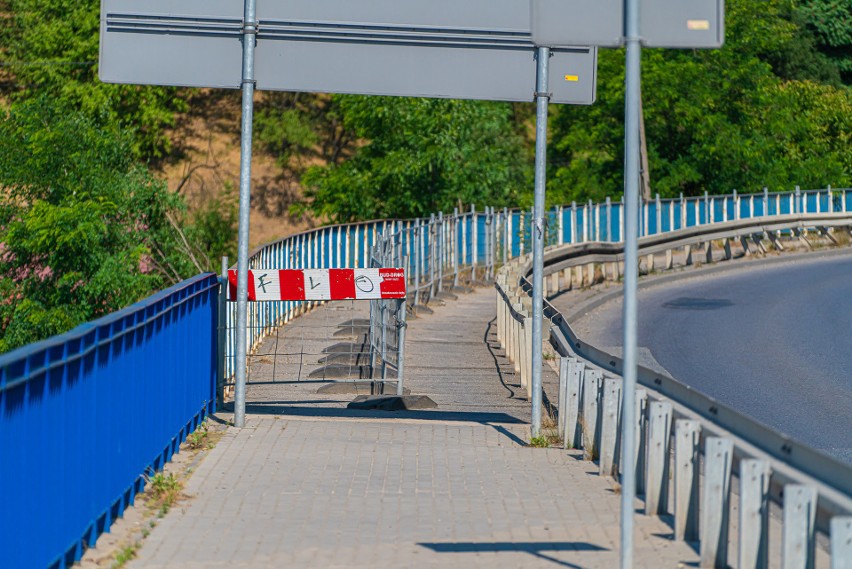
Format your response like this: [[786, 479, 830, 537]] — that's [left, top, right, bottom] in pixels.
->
[[563, 251, 852, 464]]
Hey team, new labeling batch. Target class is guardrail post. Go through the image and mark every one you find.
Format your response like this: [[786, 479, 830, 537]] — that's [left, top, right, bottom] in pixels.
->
[[645, 401, 672, 515], [511, 301, 522, 371], [558, 356, 571, 441], [518, 313, 528, 390], [701, 437, 733, 568], [631, 389, 648, 494], [739, 459, 771, 569], [674, 419, 701, 542], [582, 369, 602, 460], [685, 244, 693, 265], [783, 485, 817, 569], [599, 377, 622, 477], [523, 313, 533, 401], [831, 517, 852, 569], [563, 360, 583, 449]]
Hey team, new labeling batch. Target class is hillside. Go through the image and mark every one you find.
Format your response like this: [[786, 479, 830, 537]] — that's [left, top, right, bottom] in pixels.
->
[[156, 91, 318, 250]]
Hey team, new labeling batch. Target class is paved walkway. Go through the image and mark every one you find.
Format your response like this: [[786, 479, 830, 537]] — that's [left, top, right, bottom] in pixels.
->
[[129, 286, 700, 568]]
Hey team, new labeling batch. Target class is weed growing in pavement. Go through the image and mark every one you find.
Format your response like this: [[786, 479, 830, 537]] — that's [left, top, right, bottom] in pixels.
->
[[529, 436, 550, 448], [112, 543, 138, 568], [147, 472, 183, 516], [186, 420, 211, 450]]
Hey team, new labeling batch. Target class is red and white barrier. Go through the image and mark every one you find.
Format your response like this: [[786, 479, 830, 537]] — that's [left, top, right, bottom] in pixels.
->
[[227, 268, 406, 301]]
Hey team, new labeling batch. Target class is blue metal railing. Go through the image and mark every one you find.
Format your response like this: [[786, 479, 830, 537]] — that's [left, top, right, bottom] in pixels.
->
[[0, 273, 220, 569]]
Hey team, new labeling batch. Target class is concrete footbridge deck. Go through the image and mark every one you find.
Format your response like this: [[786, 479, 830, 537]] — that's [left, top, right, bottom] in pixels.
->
[[123, 286, 699, 569]]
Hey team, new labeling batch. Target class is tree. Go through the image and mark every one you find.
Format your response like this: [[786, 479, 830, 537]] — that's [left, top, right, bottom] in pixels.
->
[[797, 0, 852, 85], [548, 0, 852, 201], [1, 0, 188, 159], [301, 96, 533, 222], [0, 97, 226, 353]]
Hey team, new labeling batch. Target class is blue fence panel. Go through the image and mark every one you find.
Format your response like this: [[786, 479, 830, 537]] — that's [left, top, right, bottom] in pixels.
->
[[0, 273, 219, 569], [713, 197, 725, 223]]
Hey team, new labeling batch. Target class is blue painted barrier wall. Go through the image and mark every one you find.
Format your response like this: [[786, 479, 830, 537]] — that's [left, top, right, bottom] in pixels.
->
[[0, 273, 220, 569]]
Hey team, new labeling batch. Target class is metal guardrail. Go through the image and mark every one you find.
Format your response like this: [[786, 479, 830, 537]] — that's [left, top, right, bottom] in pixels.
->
[[0, 273, 220, 569], [495, 213, 852, 567]]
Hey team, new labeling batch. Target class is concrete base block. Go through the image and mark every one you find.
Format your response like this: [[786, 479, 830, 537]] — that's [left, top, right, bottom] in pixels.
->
[[434, 291, 459, 301], [347, 395, 438, 411], [412, 304, 434, 315]]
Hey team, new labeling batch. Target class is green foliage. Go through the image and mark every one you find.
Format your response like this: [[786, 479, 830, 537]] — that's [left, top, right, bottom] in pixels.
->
[[185, 421, 211, 450], [0, 98, 220, 353], [2, 0, 188, 159], [112, 543, 139, 569], [147, 471, 182, 516], [255, 93, 321, 168], [301, 96, 532, 222], [797, 0, 852, 84], [529, 435, 551, 448], [548, 0, 852, 201]]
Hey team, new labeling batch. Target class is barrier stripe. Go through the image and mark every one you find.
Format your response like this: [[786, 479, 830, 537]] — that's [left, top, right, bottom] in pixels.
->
[[228, 268, 406, 301]]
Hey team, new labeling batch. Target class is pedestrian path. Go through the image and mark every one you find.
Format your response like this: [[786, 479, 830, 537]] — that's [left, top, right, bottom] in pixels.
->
[[128, 286, 700, 568]]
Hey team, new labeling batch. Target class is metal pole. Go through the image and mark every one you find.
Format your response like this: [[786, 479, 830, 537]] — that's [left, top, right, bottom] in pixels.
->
[[621, 0, 641, 565], [453, 207, 460, 287], [217, 256, 229, 411], [233, 0, 258, 429], [396, 297, 407, 396], [530, 46, 550, 438], [437, 212, 444, 292]]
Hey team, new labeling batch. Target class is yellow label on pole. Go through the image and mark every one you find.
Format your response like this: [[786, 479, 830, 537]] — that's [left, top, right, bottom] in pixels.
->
[[687, 19, 710, 30], [564, 74, 579, 82]]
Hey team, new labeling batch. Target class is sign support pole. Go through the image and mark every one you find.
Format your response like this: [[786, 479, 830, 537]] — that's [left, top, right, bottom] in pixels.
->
[[234, 0, 258, 429], [531, 46, 551, 438], [621, 0, 641, 565]]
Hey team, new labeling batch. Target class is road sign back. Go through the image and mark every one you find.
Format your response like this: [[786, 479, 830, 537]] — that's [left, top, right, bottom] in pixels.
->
[[531, 0, 724, 49], [100, 0, 597, 104]]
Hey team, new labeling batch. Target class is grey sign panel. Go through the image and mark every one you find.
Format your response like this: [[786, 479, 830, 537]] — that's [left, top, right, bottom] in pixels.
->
[[100, 0, 597, 105], [641, 0, 724, 48], [531, 0, 623, 48], [530, 0, 724, 49], [99, 0, 243, 88]]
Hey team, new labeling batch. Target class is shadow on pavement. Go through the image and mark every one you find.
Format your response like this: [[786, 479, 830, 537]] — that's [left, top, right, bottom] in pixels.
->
[[242, 402, 526, 425], [418, 541, 608, 568]]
